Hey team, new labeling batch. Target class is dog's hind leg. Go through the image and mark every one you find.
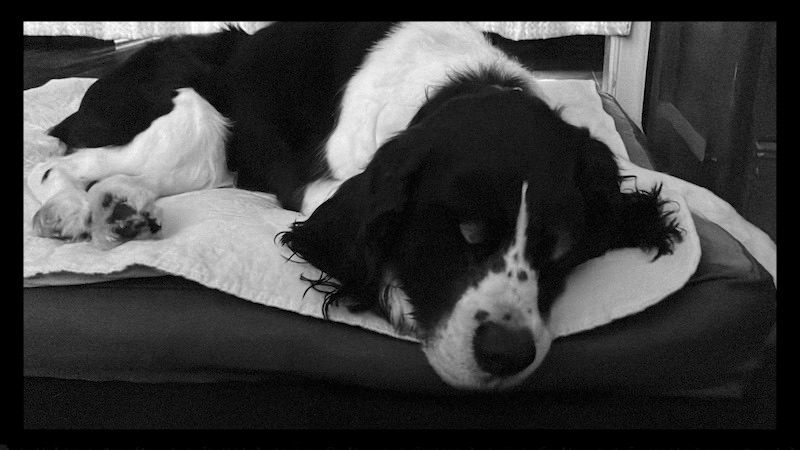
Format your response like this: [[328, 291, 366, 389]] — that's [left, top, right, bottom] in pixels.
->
[[85, 174, 163, 250], [29, 87, 231, 246], [28, 154, 102, 242], [31, 185, 92, 242], [28, 149, 139, 243]]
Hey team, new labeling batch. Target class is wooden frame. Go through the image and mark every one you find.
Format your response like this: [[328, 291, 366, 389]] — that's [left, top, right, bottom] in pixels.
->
[[602, 22, 651, 128]]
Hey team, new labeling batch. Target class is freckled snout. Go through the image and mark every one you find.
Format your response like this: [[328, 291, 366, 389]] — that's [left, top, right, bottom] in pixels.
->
[[472, 320, 537, 376]]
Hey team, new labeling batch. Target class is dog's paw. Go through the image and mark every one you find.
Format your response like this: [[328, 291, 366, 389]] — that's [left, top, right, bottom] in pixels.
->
[[89, 184, 162, 250], [31, 188, 92, 242]]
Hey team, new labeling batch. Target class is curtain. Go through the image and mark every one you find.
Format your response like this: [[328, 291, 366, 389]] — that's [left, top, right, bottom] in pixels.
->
[[24, 21, 630, 41], [22, 21, 272, 41], [471, 21, 631, 40]]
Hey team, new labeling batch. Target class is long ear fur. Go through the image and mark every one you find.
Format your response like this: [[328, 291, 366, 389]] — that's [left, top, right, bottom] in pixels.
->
[[576, 137, 683, 261], [279, 135, 428, 317]]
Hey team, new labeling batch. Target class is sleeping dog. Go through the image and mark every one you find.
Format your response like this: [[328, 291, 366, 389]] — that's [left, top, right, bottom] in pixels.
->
[[30, 22, 682, 389]]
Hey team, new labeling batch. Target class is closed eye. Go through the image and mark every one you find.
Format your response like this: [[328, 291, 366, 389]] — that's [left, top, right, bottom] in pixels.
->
[[42, 168, 51, 182], [459, 220, 486, 245]]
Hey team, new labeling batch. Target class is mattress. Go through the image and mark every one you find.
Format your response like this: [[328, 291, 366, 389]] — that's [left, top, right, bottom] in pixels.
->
[[23, 80, 776, 395]]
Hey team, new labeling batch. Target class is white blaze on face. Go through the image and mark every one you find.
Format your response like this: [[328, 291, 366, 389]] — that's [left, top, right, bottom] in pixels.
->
[[422, 181, 553, 389]]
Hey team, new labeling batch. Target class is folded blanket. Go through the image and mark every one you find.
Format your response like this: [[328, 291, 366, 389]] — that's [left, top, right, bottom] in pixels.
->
[[23, 78, 772, 341]]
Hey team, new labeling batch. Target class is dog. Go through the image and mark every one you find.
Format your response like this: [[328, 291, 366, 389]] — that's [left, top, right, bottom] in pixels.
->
[[30, 22, 682, 389]]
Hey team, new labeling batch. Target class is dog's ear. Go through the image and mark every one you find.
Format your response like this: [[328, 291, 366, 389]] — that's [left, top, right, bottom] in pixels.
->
[[280, 133, 429, 315], [575, 135, 683, 261]]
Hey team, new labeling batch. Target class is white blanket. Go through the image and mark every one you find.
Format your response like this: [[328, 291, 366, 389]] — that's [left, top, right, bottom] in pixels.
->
[[23, 78, 775, 341]]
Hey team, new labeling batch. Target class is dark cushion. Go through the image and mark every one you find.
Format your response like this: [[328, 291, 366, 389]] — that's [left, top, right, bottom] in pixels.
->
[[23, 212, 776, 394]]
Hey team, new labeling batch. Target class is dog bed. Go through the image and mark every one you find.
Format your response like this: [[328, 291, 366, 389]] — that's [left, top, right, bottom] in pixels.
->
[[23, 77, 776, 394]]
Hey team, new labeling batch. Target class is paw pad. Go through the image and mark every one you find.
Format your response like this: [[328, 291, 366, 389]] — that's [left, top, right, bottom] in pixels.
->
[[97, 194, 162, 245]]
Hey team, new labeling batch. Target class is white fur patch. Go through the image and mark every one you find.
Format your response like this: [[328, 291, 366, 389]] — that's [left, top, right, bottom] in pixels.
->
[[301, 178, 344, 216], [421, 181, 553, 389], [322, 22, 544, 183]]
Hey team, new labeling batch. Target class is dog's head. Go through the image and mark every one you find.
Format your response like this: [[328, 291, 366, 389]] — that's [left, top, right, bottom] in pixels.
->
[[281, 82, 682, 389]]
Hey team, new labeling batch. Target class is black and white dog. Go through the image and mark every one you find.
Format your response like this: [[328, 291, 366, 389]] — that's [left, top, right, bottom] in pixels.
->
[[30, 22, 681, 389]]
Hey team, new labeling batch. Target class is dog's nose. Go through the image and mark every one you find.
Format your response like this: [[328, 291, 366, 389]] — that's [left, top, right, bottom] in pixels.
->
[[472, 321, 537, 376]]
